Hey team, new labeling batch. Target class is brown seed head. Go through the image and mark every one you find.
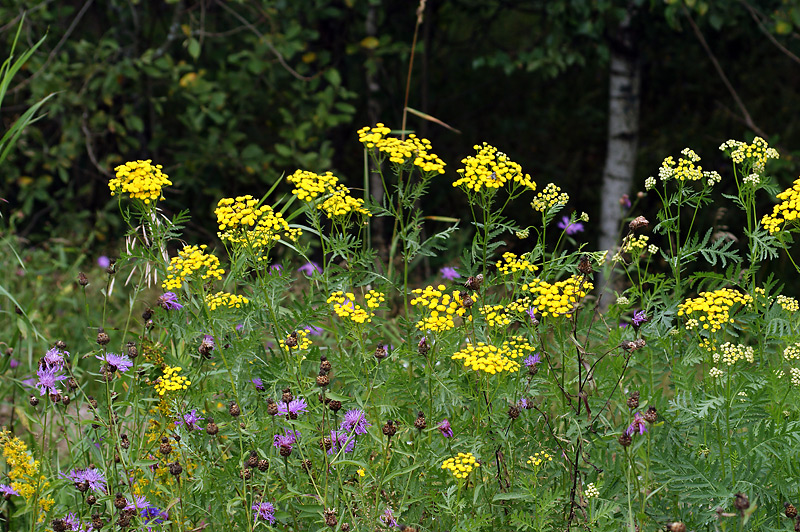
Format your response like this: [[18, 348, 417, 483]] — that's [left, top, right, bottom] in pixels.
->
[[282, 388, 293, 403], [627, 391, 640, 409], [323, 508, 338, 528], [618, 433, 632, 447], [643, 406, 658, 423], [114, 492, 127, 509], [206, 420, 219, 436], [96, 329, 110, 346], [734, 492, 750, 512], [285, 332, 298, 348], [382, 420, 397, 437], [257, 459, 270, 472], [168, 461, 182, 477], [418, 337, 430, 356], [785, 502, 797, 519], [267, 398, 279, 416], [141, 308, 153, 321], [464, 274, 484, 291], [86, 494, 97, 506], [578, 255, 593, 275], [159, 437, 172, 456], [240, 468, 252, 480], [320, 355, 332, 372], [120, 434, 130, 449], [229, 401, 241, 417], [126, 341, 137, 359], [246, 451, 259, 468], [55, 340, 67, 350], [374, 344, 388, 360], [328, 400, 342, 412], [629, 216, 649, 231], [414, 411, 426, 430], [62, 395, 71, 407], [78, 272, 89, 287], [280, 444, 292, 457], [91, 513, 103, 529], [319, 437, 332, 452], [508, 404, 520, 420], [29, 395, 39, 407], [316, 373, 330, 387]]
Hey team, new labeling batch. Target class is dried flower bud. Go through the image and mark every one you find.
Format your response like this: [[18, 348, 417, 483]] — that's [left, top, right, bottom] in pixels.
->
[[418, 337, 430, 356], [279, 444, 292, 457], [257, 459, 270, 472], [328, 400, 342, 412], [91, 513, 103, 529], [29, 395, 39, 407], [319, 437, 332, 452], [4, 347, 13, 357], [96, 329, 110, 346], [126, 341, 137, 359], [629, 216, 649, 231], [88, 396, 98, 409], [240, 468, 252, 480], [159, 436, 172, 456], [229, 401, 240, 417], [618, 433, 632, 447], [578, 255, 593, 275], [734, 492, 750, 512], [785, 502, 797, 519], [460, 292, 474, 309], [282, 387, 293, 403], [246, 451, 259, 468], [78, 272, 89, 287], [52, 518, 67, 532], [621, 338, 646, 352], [62, 395, 71, 407], [320, 355, 332, 372], [301, 459, 312, 472], [86, 494, 97, 506], [324, 509, 338, 528], [50, 392, 61, 403], [55, 340, 67, 350], [114, 492, 127, 510], [285, 332, 298, 348], [267, 398, 279, 416], [120, 434, 130, 449], [67, 377, 78, 390], [643, 405, 658, 423], [374, 344, 388, 360], [414, 411, 426, 430], [168, 461, 182, 477], [341, 524, 351, 532], [206, 419, 219, 436], [666, 523, 685, 532], [316, 373, 330, 387], [627, 391, 640, 409], [141, 308, 153, 321], [508, 404, 520, 420], [116, 513, 131, 528], [75, 480, 89, 493], [464, 274, 483, 291], [382, 420, 397, 438]]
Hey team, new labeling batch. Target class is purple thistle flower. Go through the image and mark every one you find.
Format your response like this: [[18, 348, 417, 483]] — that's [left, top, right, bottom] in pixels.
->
[[64, 467, 107, 494], [632, 310, 648, 327], [97, 256, 110, 269], [9, 358, 18, 369], [125, 494, 150, 512], [297, 261, 322, 276], [625, 412, 647, 436], [176, 409, 204, 431], [340, 409, 370, 435], [277, 398, 308, 418], [95, 352, 133, 374], [524, 353, 541, 368], [157, 292, 183, 310], [557, 216, 585, 235], [269, 264, 284, 275], [252, 501, 276, 525], [36, 365, 66, 396], [0, 484, 19, 498], [141, 505, 168, 526], [519, 398, 529, 409], [381, 507, 399, 528], [42, 347, 67, 370], [273, 429, 300, 450], [438, 419, 454, 438], [328, 429, 356, 455], [440, 266, 461, 280], [63, 512, 85, 531], [200, 334, 215, 353], [251, 377, 264, 391], [526, 307, 537, 321]]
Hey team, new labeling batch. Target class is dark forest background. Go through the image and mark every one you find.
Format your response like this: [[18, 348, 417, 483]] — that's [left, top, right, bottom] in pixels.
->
[[2, 0, 800, 277]]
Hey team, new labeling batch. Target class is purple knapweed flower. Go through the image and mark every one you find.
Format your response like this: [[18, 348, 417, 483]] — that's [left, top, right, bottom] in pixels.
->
[[177, 409, 204, 431], [141, 505, 168, 526], [96, 352, 133, 374], [297, 261, 322, 276], [42, 347, 67, 370], [519, 398, 529, 409], [252, 377, 265, 391], [381, 507, 399, 528], [97, 256, 110, 269], [340, 409, 370, 435], [328, 429, 356, 455], [438, 419, 454, 438], [65, 467, 107, 494], [557, 216, 585, 236], [269, 264, 284, 275], [632, 310, 648, 327], [526, 307, 537, 321], [125, 494, 150, 512], [273, 429, 300, 450], [9, 359, 18, 369], [63, 512, 84, 531], [625, 412, 647, 436], [157, 292, 183, 310], [440, 266, 461, 280], [36, 365, 66, 396], [200, 334, 215, 353], [277, 398, 308, 418], [252, 501, 276, 525], [0, 484, 19, 498], [524, 353, 541, 369], [304, 325, 324, 336]]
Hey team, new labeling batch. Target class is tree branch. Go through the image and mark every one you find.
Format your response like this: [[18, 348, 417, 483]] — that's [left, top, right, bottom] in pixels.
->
[[738, 0, 800, 66]]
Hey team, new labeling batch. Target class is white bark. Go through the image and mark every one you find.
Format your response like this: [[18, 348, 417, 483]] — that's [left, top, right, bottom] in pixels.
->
[[598, 12, 640, 302]]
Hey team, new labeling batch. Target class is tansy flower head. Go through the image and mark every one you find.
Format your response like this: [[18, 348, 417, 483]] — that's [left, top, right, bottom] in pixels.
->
[[215, 195, 300, 253], [522, 275, 593, 318], [154, 366, 191, 396], [454, 142, 534, 193], [677, 288, 752, 332], [761, 176, 800, 234], [531, 183, 568, 212], [162, 244, 225, 291], [109, 160, 171, 203], [441, 452, 479, 479], [358, 124, 446, 174]]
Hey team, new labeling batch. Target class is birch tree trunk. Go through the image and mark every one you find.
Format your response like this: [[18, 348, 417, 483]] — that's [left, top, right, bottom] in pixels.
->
[[598, 9, 640, 304]]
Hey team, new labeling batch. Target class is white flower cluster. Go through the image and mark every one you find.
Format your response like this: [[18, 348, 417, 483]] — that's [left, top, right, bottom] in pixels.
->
[[743, 173, 760, 186], [714, 342, 754, 365], [791, 367, 800, 387], [585, 482, 600, 499], [784, 343, 800, 361], [616, 296, 630, 305], [645, 176, 656, 190], [647, 244, 658, 254], [709, 367, 724, 378]]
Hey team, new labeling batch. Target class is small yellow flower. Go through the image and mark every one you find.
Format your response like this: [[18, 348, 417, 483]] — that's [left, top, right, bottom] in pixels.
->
[[358, 124, 446, 174], [677, 288, 752, 332], [162, 244, 225, 291], [454, 142, 534, 193], [154, 366, 191, 396], [205, 291, 249, 311], [441, 452, 479, 479], [522, 275, 593, 318], [109, 159, 172, 203], [357, 468, 365, 478]]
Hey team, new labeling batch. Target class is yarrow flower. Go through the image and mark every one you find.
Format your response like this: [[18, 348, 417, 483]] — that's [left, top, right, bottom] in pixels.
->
[[438, 419, 454, 438], [157, 292, 183, 310], [440, 266, 461, 280], [109, 159, 171, 203], [251, 501, 276, 525], [557, 215, 585, 235], [96, 352, 133, 374], [176, 409, 204, 431], [340, 409, 370, 435], [277, 398, 308, 419]]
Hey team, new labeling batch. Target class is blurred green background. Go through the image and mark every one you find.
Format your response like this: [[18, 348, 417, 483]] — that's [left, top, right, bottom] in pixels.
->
[[1, 0, 799, 264]]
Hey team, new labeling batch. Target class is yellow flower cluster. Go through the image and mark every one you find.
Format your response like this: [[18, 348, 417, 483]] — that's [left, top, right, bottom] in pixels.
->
[[287, 169, 370, 219], [0, 431, 39, 499], [659, 150, 703, 182], [450, 337, 534, 374], [522, 275, 593, 318], [109, 160, 172, 203], [777, 295, 799, 312], [409, 284, 472, 332], [761, 177, 800, 233], [327, 291, 381, 324], [205, 291, 249, 311], [215, 196, 299, 251], [677, 288, 752, 332], [496, 252, 537, 275], [479, 304, 511, 327], [531, 183, 569, 212], [154, 366, 191, 396], [527, 450, 552, 467], [453, 142, 535, 193], [712, 342, 754, 365], [441, 452, 479, 479], [162, 244, 225, 291], [288, 170, 341, 201], [784, 343, 800, 361], [357, 124, 446, 174], [720, 137, 779, 172], [286, 329, 312, 350], [699, 338, 717, 353]]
